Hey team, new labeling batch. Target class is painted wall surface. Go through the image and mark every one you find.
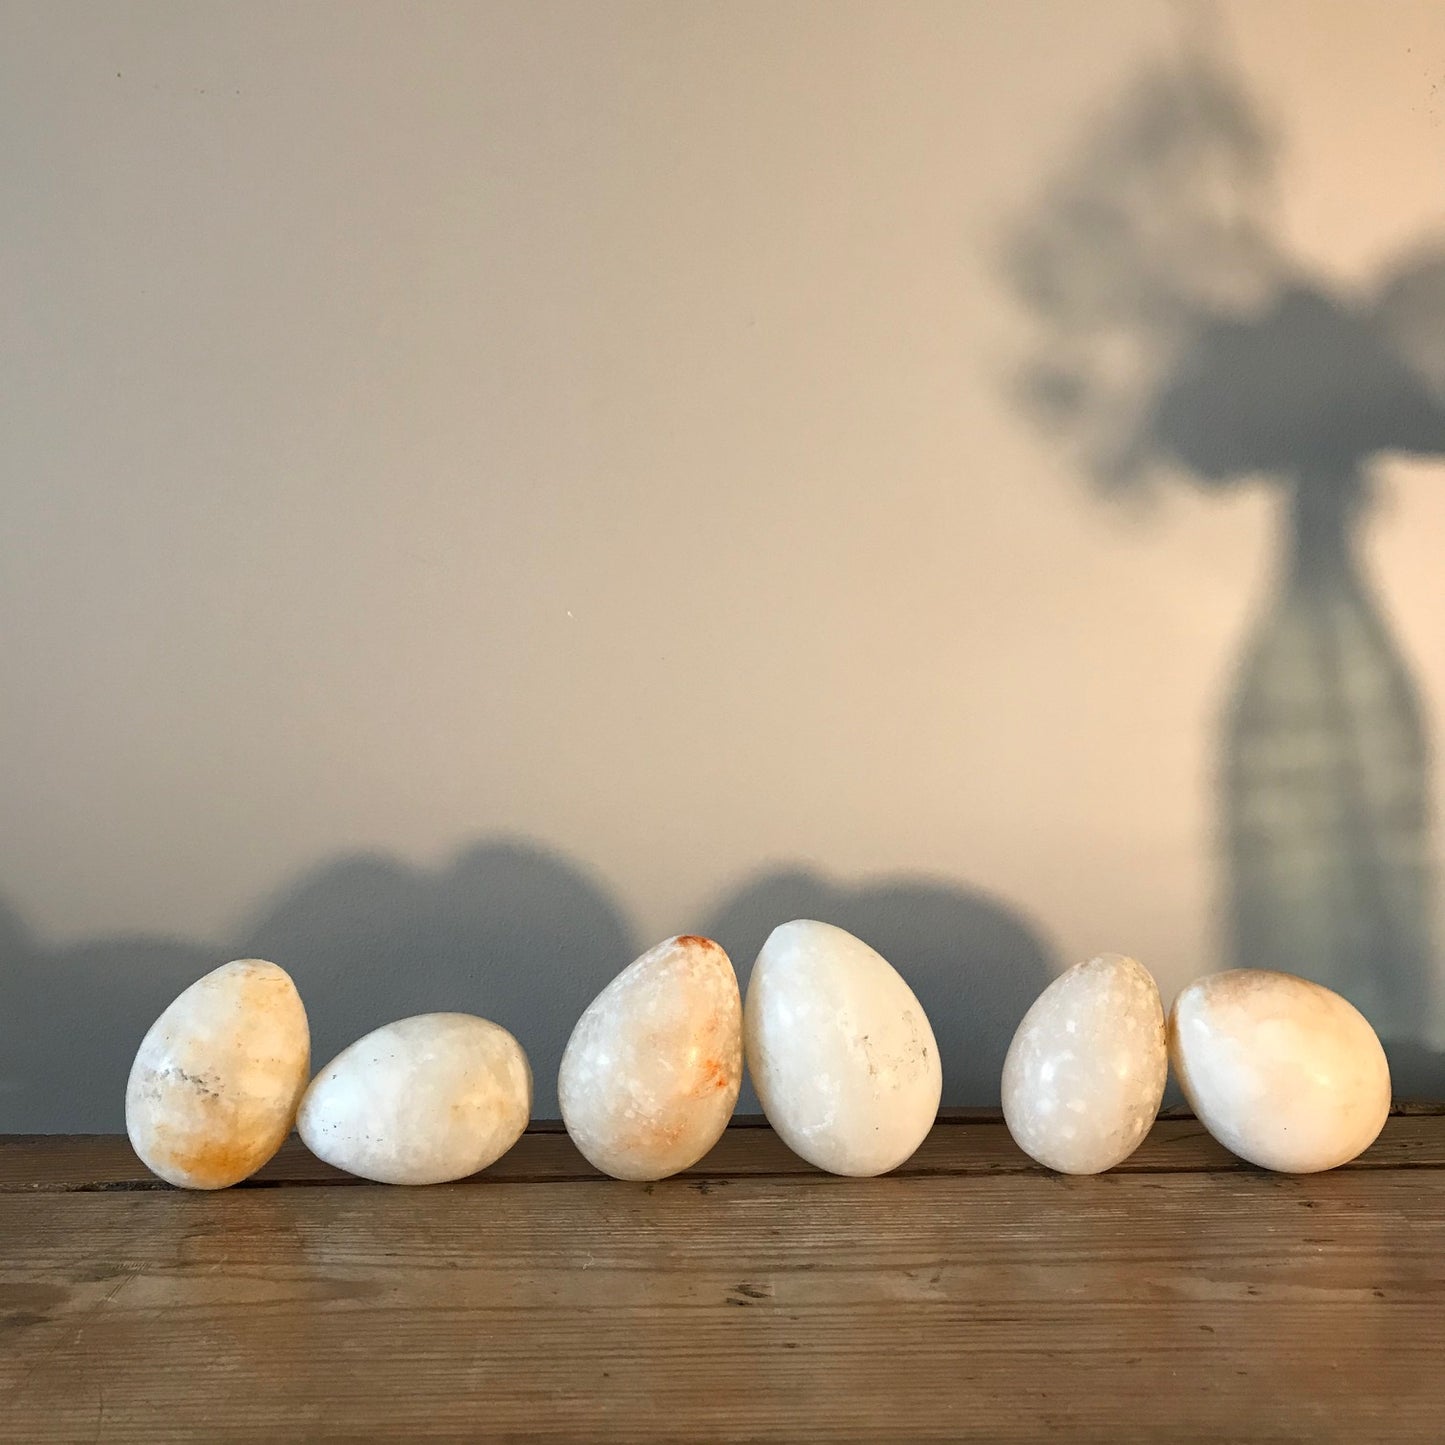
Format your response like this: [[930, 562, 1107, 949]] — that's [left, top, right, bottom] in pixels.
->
[[4, 1, 1445, 1128]]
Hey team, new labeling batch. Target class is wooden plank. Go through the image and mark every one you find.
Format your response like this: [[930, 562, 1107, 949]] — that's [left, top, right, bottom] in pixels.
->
[[6, 1111, 1445, 1191], [1, 1167, 1442, 1441]]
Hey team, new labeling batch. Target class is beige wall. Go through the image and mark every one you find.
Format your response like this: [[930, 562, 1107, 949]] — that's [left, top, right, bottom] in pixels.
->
[[3, 1, 1444, 1126]]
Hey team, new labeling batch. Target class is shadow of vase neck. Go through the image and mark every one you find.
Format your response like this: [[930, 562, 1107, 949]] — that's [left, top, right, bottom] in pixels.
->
[[1286, 467, 1368, 585]]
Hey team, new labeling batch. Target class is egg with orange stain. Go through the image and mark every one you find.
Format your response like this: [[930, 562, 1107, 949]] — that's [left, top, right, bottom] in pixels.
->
[[125, 959, 310, 1189], [559, 935, 743, 1180]]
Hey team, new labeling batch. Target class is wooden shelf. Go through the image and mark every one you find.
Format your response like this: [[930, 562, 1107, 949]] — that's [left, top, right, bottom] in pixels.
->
[[4, 1113, 1443, 1441]]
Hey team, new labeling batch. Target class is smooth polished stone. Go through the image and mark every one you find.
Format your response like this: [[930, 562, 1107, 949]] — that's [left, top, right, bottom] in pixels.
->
[[299, 1013, 532, 1185], [1002, 953, 1167, 1174], [1169, 969, 1391, 1173], [745, 919, 941, 1177], [559, 935, 742, 1181], [126, 958, 310, 1190]]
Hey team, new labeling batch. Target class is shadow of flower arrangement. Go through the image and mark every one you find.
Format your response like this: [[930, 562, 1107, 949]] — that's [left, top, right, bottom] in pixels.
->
[[1006, 18, 1445, 1051]]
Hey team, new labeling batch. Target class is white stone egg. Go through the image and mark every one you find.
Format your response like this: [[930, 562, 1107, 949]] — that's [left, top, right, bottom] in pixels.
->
[[558, 935, 743, 1181], [1169, 969, 1391, 1173], [1001, 953, 1167, 1174], [745, 919, 941, 1176], [298, 1013, 532, 1185], [126, 958, 311, 1190]]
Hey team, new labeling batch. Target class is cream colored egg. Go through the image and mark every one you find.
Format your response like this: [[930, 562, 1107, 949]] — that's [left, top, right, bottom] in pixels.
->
[[298, 1013, 532, 1184], [559, 935, 742, 1181], [745, 919, 941, 1176], [125, 958, 310, 1189], [1002, 953, 1167, 1174], [1169, 969, 1390, 1173]]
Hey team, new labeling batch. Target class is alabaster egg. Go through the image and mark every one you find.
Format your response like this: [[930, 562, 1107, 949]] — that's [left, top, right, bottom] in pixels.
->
[[745, 919, 941, 1176], [559, 935, 742, 1181], [1169, 969, 1390, 1173], [298, 1012, 532, 1184], [126, 958, 310, 1189], [1002, 953, 1167, 1174]]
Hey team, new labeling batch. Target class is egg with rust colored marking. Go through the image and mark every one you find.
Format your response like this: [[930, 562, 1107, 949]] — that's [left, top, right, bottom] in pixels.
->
[[559, 935, 743, 1181], [299, 1013, 531, 1184], [745, 920, 941, 1176], [1002, 953, 1167, 1174], [1169, 969, 1391, 1173], [126, 959, 310, 1189]]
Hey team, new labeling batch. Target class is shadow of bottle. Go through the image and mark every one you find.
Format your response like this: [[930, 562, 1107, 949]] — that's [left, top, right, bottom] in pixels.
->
[[1149, 287, 1441, 1047], [1004, 34, 1445, 1074]]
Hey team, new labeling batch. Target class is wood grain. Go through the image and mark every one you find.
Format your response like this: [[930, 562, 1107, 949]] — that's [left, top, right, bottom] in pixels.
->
[[2, 1121, 1442, 1441]]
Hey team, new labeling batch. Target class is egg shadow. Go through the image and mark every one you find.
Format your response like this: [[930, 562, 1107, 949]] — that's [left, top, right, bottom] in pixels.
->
[[703, 867, 1056, 1109], [0, 894, 217, 1134], [1376, 1038, 1445, 1103], [0, 838, 635, 1131]]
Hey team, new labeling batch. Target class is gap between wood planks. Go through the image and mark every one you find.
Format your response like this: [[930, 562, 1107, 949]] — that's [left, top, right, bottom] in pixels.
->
[[3, 1104, 1444, 1193]]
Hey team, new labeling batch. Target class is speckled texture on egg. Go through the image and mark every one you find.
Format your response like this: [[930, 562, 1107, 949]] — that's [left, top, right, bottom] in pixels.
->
[[745, 919, 941, 1177], [298, 1012, 532, 1184], [125, 958, 311, 1189], [558, 935, 742, 1181], [1002, 953, 1167, 1174]]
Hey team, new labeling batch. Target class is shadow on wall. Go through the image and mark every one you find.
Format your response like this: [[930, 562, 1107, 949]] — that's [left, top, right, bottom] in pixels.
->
[[705, 868, 1055, 1111], [239, 841, 636, 1119], [1006, 20, 1445, 1054], [3, 835, 1443, 1127], [0, 841, 1061, 1130], [0, 840, 635, 1132]]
